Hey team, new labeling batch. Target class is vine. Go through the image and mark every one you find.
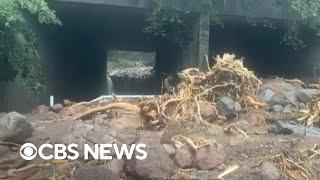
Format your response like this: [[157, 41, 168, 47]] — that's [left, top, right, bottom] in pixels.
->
[[283, 0, 320, 49], [0, 0, 61, 94], [145, 0, 320, 50]]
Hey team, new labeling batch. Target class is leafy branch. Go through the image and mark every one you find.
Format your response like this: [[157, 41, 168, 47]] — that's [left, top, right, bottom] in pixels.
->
[[0, 0, 60, 94]]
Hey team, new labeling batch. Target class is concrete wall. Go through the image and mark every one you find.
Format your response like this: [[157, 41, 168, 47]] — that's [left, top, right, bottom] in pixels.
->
[[53, 0, 152, 8], [0, 76, 42, 113], [51, 0, 291, 20]]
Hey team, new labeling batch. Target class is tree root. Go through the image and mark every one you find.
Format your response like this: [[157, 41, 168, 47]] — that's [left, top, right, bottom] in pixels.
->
[[74, 102, 140, 120]]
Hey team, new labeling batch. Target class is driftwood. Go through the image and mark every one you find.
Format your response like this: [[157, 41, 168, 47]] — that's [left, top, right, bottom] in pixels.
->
[[73, 102, 140, 120]]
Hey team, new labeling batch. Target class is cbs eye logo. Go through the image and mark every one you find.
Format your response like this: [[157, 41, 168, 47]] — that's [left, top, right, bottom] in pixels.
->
[[20, 143, 37, 160]]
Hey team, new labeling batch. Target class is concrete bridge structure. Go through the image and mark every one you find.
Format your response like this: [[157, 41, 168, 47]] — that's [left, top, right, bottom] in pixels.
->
[[2, 0, 320, 112]]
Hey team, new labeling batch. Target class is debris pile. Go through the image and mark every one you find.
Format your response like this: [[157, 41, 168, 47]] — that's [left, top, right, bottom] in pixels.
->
[[139, 53, 262, 129], [1, 53, 320, 179]]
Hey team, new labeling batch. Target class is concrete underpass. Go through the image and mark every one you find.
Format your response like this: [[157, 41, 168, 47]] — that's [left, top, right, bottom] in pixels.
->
[[2, 0, 320, 112]]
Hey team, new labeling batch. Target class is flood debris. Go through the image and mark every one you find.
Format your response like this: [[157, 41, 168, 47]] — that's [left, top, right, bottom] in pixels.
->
[[137, 53, 262, 129], [2, 53, 320, 179]]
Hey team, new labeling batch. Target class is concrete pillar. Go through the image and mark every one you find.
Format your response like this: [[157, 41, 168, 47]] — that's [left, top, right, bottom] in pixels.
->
[[197, 12, 210, 69], [0, 82, 7, 111]]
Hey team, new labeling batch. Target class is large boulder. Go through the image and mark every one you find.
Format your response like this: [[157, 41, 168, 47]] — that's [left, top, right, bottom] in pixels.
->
[[0, 112, 33, 143], [126, 132, 174, 179]]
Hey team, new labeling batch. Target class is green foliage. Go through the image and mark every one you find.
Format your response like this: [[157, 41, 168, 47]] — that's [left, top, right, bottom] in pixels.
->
[[146, 0, 320, 50], [144, 0, 220, 46], [0, 0, 60, 94], [144, 0, 191, 46], [283, 0, 320, 49], [286, 0, 320, 34]]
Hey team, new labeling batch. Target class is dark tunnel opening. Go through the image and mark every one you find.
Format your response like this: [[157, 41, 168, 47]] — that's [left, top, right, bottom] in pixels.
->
[[210, 17, 320, 81], [37, 1, 185, 102], [5, 1, 319, 113]]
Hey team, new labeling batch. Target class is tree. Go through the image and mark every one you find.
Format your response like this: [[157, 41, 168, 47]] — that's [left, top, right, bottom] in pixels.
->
[[0, 0, 61, 94], [144, 0, 220, 46], [283, 0, 320, 49], [145, 0, 320, 50]]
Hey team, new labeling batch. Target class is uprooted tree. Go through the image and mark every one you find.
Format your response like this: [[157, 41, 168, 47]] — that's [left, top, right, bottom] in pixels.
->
[[0, 0, 61, 94]]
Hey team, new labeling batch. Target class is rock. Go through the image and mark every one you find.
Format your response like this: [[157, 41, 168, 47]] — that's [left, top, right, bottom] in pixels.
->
[[174, 146, 193, 168], [296, 89, 320, 103], [234, 101, 242, 112], [163, 144, 176, 156], [105, 159, 125, 177], [32, 105, 49, 114], [195, 146, 227, 170], [115, 128, 138, 145], [0, 146, 10, 157], [271, 105, 284, 113], [261, 79, 300, 106], [198, 101, 218, 120], [127, 132, 174, 179], [259, 161, 280, 180], [234, 120, 250, 132], [267, 124, 278, 134], [0, 112, 33, 143], [283, 104, 293, 114], [161, 120, 185, 144], [50, 104, 64, 113], [171, 168, 222, 179], [102, 134, 115, 144], [0, 170, 7, 179], [206, 124, 225, 136], [238, 113, 259, 127], [61, 106, 77, 116], [72, 164, 119, 180], [275, 121, 320, 137], [217, 97, 236, 119], [269, 93, 290, 106], [258, 89, 275, 103], [261, 79, 296, 93]]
